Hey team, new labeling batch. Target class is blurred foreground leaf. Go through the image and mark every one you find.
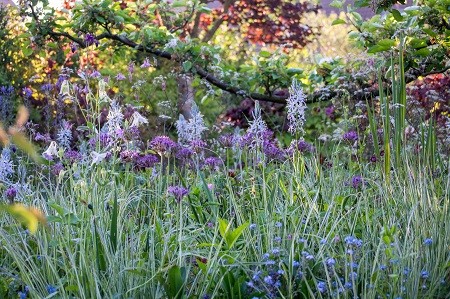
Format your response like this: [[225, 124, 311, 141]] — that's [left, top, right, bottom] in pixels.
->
[[1, 204, 47, 234]]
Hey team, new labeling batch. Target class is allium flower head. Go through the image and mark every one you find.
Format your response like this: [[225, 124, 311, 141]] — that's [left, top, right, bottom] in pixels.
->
[[343, 130, 358, 142], [5, 186, 17, 201], [167, 185, 189, 202], [150, 136, 178, 156], [176, 102, 208, 144], [286, 79, 307, 135]]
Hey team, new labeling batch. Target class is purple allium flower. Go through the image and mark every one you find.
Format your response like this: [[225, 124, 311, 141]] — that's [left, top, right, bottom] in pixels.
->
[[317, 281, 327, 294], [351, 175, 363, 189], [5, 186, 17, 201], [297, 140, 314, 153], [119, 150, 140, 162], [115, 73, 126, 81], [150, 136, 178, 156], [370, 155, 377, 163], [135, 154, 159, 169], [343, 130, 358, 142], [175, 147, 193, 161], [219, 133, 236, 148], [325, 105, 335, 119], [64, 150, 82, 163], [84, 33, 98, 47], [52, 163, 64, 176], [167, 185, 189, 203], [263, 141, 286, 161], [423, 238, 433, 246], [203, 157, 222, 170], [190, 139, 207, 154]]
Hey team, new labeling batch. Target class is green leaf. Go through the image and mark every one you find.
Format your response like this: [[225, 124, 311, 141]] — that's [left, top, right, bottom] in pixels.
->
[[390, 9, 403, 21], [218, 218, 229, 241], [227, 222, 249, 249], [182, 61, 192, 72], [259, 50, 271, 58], [378, 39, 397, 47], [367, 45, 390, 53], [415, 48, 431, 56], [286, 68, 303, 75], [423, 28, 437, 37], [22, 47, 33, 57], [331, 18, 346, 25], [165, 265, 186, 299]]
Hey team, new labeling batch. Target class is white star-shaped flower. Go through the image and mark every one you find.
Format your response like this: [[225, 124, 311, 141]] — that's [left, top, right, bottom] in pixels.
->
[[91, 151, 108, 166], [130, 111, 148, 128], [42, 141, 59, 158]]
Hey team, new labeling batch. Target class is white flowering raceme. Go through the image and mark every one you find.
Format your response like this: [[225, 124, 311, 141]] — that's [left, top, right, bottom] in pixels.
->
[[91, 151, 108, 166], [0, 147, 14, 181], [247, 101, 268, 148], [176, 102, 208, 143], [43, 141, 59, 159], [286, 78, 307, 135], [130, 111, 148, 128], [98, 79, 110, 103], [105, 100, 124, 139]]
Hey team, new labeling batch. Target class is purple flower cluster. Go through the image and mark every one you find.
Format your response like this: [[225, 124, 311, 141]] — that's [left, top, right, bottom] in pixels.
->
[[167, 185, 189, 202], [150, 136, 178, 156], [135, 154, 159, 169], [84, 33, 99, 47], [342, 131, 358, 142]]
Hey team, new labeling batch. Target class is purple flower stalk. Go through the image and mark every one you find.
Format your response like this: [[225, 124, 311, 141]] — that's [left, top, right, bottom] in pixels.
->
[[167, 185, 189, 202]]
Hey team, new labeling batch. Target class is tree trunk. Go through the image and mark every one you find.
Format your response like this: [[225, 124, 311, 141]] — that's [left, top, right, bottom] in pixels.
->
[[176, 74, 195, 119]]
